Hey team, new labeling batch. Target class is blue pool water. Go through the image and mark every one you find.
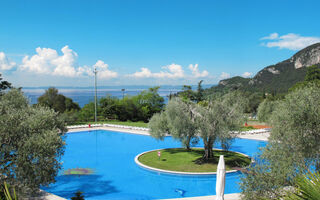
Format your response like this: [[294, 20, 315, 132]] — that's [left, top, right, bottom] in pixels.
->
[[42, 130, 267, 200]]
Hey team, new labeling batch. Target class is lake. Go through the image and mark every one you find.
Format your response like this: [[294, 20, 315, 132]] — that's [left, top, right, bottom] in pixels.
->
[[22, 86, 183, 107]]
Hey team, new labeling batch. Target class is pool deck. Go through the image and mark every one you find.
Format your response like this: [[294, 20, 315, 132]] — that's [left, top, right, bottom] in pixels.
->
[[162, 193, 241, 200], [28, 190, 67, 200], [37, 126, 269, 200], [67, 126, 269, 141]]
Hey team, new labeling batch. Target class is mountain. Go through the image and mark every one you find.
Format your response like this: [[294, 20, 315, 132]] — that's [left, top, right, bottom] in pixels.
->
[[208, 43, 320, 94]]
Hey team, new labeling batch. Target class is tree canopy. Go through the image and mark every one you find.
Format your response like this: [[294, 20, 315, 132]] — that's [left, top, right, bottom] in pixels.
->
[[240, 84, 320, 199], [149, 92, 246, 161], [0, 74, 12, 95], [149, 98, 198, 149], [194, 92, 246, 160], [257, 98, 277, 122], [37, 87, 80, 113], [98, 87, 164, 122], [290, 65, 320, 92], [0, 89, 67, 193]]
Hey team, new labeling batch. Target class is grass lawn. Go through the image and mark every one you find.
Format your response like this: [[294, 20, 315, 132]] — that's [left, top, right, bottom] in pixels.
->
[[70, 120, 148, 128], [240, 126, 256, 131], [103, 120, 148, 128], [138, 148, 251, 173]]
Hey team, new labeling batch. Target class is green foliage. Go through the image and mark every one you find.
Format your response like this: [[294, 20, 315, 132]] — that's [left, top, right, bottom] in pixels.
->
[[71, 120, 148, 128], [0, 89, 67, 192], [240, 84, 320, 199], [0, 182, 17, 200], [195, 91, 247, 160], [71, 191, 85, 200], [166, 98, 198, 149], [284, 171, 320, 200], [98, 87, 164, 123], [290, 65, 320, 92], [196, 80, 204, 102], [78, 102, 96, 122], [178, 85, 197, 101], [240, 126, 256, 131], [257, 99, 277, 122], [289, 80, 320, 92], [206, 76, 251, 94], [305, 65, 320, 82], [176, 81, 205, 103], [136, 86, 165, 121], [37, 87, 80, 113], [149, 92, 246, 161], [0, 74, 11, 95], [148, 112, 168, 141], [99, 95, 119, 120], [149, 98, 198, 149]]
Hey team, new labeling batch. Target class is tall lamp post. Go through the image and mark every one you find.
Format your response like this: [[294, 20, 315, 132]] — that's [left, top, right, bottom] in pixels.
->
[[121, 88, 125, 99], [94, 66, 98, 123]]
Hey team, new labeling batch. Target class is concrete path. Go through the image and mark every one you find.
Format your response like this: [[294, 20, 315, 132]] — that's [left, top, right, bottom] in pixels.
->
[[238, 132, 269, 141], [161, 193, 240, 200], [26, 190, 66, 200], [67, 126, 270, 141], [68, 126, 150, 136]]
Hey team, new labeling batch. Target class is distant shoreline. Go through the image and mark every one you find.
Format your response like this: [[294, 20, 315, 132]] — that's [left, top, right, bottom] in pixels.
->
[[22, 84, 215, 90]]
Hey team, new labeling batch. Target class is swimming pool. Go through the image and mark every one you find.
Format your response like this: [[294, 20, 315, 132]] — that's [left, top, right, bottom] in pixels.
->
[[42, 130, 267, 200]]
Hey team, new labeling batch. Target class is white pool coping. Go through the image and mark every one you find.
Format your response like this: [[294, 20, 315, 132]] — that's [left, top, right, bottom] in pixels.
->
[[67, 125, 270, 141], [160, 193, 241, 200]]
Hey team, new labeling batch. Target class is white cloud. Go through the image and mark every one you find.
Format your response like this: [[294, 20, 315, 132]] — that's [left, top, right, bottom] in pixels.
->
[[20, 46, 117, 79], [0, 52, 16, 70], [261, 33, 279, 40], [261, 33, 320, 50], [130, 63, 185, 79], [242, 72, 252, 78], [77, 65, 94, 77], [188, 64, 209, 78], [52, 46, 78, 77], [21, 46, 78, 76], [93, 60, 118, 79], [219, 72, 230, 80], [130, 67, 152, 78]]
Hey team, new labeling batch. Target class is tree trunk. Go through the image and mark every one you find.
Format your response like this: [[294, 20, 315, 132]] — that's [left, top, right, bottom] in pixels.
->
[[203, 139, 214, 161], [185, 135, 191, 150], [316, 161, 320, 172]]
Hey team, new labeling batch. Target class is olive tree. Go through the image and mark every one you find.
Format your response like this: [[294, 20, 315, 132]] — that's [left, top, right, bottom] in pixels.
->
[[0, 89, 67, 193], [240, 84, 320, 199], [149, 92, 246, 160], [148, 112, 168, 140], [194, 92, 246, 160], [149, 98, 198, 149], [165, 98, 198, 149], [257, 99, 277, 122]]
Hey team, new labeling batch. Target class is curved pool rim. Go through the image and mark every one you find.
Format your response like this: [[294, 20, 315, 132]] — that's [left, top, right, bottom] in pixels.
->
[[135, 147, 252, 176]]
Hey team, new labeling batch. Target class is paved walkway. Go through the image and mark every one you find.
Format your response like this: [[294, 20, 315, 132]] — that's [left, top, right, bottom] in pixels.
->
[[238, 132, 269, 141], [68, 126, 270, 141], [38, 126, 269, 200], [27, 190, 66, 200], [161, 193, 241, 200]]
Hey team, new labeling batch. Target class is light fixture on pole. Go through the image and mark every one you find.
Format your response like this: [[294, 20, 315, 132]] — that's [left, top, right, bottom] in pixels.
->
[[121, 88, 125, 99], [94, 66, 98, 123]]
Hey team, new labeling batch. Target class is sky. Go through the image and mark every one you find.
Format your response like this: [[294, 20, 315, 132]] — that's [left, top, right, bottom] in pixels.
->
[[1, 0, 320, 87]]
